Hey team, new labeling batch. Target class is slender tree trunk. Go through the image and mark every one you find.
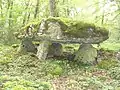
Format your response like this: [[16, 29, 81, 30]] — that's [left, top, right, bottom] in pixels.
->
[[49, 0, 56, 17], [101, 9, 104, 25], [62, 0, 69, 17], [5, 0, 14, 44], [23, 13, 27, 25], [101, 0, 105, 25], [22, 0, 30, 25], [34, 0, 40, 19], [27, 13, 31, 22], [7, 0, 13, 29], [0, 0, 3, 17], [9, 1, 13, 29], [7, 0, 10, 9]]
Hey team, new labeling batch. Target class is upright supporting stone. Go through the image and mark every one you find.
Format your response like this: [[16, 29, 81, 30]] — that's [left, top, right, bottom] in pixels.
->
[[48, 43, 63, 57], [17, 37, 37, 54], [74, 44, 97, 65], [37, 41, 50, 60]]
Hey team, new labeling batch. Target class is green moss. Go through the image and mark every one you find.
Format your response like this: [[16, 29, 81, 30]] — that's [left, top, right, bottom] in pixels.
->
[[32, 41, 40, 45], [20, 20, 41, 33], [46, 17, 108, 38], [19, 17, 108, 39], [44, 63, 63, 76], [51, 65, 63, 75]]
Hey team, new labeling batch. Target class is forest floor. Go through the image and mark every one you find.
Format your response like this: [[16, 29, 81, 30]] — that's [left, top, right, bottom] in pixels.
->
[[0, 43, 120, 90]]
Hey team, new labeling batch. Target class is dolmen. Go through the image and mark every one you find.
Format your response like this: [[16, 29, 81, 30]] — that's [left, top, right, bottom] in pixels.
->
[[15, 17, 109, 65]]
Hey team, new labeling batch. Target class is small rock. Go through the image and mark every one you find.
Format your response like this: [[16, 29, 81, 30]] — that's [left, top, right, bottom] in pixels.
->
[[116, 52, 120, 60]]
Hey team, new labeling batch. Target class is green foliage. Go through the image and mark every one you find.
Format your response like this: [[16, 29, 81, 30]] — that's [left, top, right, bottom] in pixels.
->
[[1, 76, 51, 90], [0, 45, 120, 89], [0, 0, 119, 44], [97, 60, 118, 70], [109, 67, 120, 80], [100, 42, 120, 51], [0, 0, 120, 89], [0, 45, 15, 65]]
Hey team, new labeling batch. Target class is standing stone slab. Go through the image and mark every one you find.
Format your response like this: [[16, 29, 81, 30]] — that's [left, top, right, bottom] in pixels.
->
[[74, 44, 97, 65], [36, 41, 50, 60], [37, 20, 63, 60]]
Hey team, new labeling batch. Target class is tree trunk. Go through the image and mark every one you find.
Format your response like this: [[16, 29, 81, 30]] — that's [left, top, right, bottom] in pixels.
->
[[27, 12, 31, 22], [101, 0, 105, 25], [22, 0, 30, 25], [49, 0, 56, 17], [9, 1, 13, 29], [7, 0, 13, 29], [34, 0, 40, 19], [0, 0, 3, 18]]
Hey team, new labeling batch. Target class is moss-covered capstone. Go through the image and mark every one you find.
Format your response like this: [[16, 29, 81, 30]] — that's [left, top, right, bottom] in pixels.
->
[[17, 17, 109, 44], [46, 17, 108, 38], [36, 17, 109, 44]]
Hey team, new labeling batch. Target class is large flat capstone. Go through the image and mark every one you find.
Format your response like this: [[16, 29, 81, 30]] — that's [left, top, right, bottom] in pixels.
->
[[35, 17, 109, 44]]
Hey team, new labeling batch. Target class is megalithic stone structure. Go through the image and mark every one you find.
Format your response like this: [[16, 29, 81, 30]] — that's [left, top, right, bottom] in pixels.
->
[[16, 17, 109, 64]]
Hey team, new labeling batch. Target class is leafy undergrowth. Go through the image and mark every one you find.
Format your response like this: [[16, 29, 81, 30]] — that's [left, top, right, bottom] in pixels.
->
[[100, 42, 120, 51], [0, 45, 15, 64], [0, 45, 120, 90]]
